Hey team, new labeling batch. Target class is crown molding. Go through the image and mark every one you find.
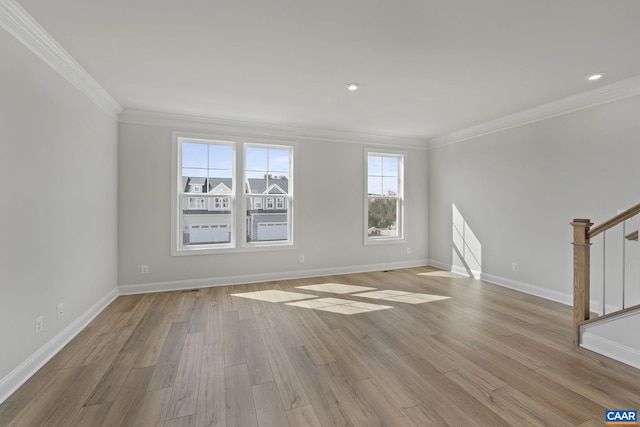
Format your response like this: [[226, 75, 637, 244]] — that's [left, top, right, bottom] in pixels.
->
[[119, 108, 428, 149], [0, 0, 122, 119], [428, 75, 640, 149]]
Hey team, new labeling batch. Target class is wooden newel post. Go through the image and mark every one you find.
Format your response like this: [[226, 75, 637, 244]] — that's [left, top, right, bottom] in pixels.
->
[[571, 219, 593, 344]]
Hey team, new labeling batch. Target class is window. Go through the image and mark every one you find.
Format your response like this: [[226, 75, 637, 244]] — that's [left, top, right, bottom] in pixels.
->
[[177, 138, 234, 250], [173, 135, 294, 254], [188, 197, 206, 210], [244, 145, 293, 244], [366, 150, 404, 242], [214, 197, 229, 210]]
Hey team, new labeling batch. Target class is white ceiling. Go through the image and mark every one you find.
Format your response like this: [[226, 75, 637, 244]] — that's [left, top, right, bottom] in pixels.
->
[[15, 0, 640, 142]]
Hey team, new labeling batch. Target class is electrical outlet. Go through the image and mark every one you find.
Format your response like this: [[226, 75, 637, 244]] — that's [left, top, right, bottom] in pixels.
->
[[35, 316, 43, 334], [512, 262, 519, 272], [57, 303, 64, 318], [299, 255, 305, 263], [141, 265, 149, 274]]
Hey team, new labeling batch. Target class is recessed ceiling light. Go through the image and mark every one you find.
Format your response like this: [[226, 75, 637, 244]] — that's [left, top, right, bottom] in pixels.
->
[[586, 73, 604, 81], [346, 83, 359, 91]]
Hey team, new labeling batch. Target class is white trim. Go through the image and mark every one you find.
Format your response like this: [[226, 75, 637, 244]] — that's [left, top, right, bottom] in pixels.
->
[[427, 75, 640, 148], [118, 259, 430, 295], [427, 259, 572, 306], [0, 0, 122, 119], [580, 331, 640, 370], [120, 109, 428, 149], [0, 287, 118, 404]]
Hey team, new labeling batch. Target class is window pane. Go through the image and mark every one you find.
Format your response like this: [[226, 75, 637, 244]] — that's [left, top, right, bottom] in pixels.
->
[[368, 177, 382, 196], [268, 149, 290, 174], [180, 139, 234, 249], [368, 155, 382, 176], [182, 142, 208, 168], [368, 198, 399, 237], [382, 177, 398, 195], [244, 145, 292, 245], [246, 147, 268, 171], [209, 144, 233, 170], [382, 156, 398, 177]]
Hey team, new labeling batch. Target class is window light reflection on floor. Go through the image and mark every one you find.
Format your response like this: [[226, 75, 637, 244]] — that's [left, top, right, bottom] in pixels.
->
[[230, 289, 316, 303], [295, 283, 377, 294], [353, 289, 451, 304], [287, 298, 392, 314]]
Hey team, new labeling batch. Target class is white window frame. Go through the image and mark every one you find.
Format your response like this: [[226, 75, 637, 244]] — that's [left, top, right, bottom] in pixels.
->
[[275, 197, 285, 210], [243, 143, 294, 248], [364, 148, 406, 245], [191, 184, 202, 193], [172, 133, 296, 255]]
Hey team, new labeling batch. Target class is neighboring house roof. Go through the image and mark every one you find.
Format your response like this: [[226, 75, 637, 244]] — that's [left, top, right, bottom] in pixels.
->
[[246, 178, 289, 194], [182, 177, 289, 194], [182, 177, 232, 193]]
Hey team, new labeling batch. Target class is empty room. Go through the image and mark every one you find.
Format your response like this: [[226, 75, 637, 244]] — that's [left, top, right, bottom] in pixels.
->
[[1, 0, 640, 426]]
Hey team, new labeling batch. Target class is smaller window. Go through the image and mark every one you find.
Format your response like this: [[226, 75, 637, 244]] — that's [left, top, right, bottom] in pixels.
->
[[188, 197, 206, 210], [266, 197, 274, 209], [214, 197, 229, 210], [192, 185, 202, 193], [276, 197, 285, 209], [254, 198, 263, 209]]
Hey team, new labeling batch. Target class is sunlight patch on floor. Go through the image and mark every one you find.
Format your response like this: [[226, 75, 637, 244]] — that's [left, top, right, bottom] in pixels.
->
[[231, 290, 316, 303], [295, 283, 377, 294], [287, 298, 392, 314], [354, 289, 451, 304]]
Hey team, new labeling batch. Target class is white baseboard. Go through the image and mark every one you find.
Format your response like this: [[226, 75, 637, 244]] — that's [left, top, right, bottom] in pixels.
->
[[119, 259, 431, 295], [580, 333, 640, 370], [427, 259, 572, 306], [0, 287, 119, 404]]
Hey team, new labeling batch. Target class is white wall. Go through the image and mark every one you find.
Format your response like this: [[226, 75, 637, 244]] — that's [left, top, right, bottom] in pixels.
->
[[118, 121, 429, 292], [0, 28, 118, 397], [428, 95, 640, 304]]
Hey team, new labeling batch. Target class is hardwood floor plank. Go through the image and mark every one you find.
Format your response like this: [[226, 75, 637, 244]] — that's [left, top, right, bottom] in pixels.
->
[[165, 414, 196, 427], [240, 318, 275, 385], [286, 405, 322, 427], [6, 366, 86, 427], [317, 363, 381, 427], [259, 326, 310, 410], [147, 321, 188, 391], [132, 388, 172, 427], [166, 332, 205, 419], [331, 328, 421, 409], [100, 366, 154, 426], [351, 377, 418, 427], [69, 402, 112, 427], [195, 340, 226, 427], [224, 364, 259, 427], [252, 382, 290, 427], [223, 311, 246, 367], [286, 346, 351, 427], [0, 399, 29, 426]]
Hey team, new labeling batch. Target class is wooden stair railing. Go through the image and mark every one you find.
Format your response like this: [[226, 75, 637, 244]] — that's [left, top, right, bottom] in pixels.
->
[[572, 201, 640, 343]]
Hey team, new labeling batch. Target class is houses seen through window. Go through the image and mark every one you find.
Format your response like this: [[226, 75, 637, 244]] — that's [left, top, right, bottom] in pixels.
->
[[174, 136, 294, 254]]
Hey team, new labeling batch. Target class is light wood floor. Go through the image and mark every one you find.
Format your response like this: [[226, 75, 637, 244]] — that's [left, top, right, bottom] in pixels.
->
[[2, 266, 639, 426]]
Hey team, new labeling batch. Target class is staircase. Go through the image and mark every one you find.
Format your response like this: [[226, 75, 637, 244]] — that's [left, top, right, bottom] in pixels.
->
[[572, 203, 640, 369]]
